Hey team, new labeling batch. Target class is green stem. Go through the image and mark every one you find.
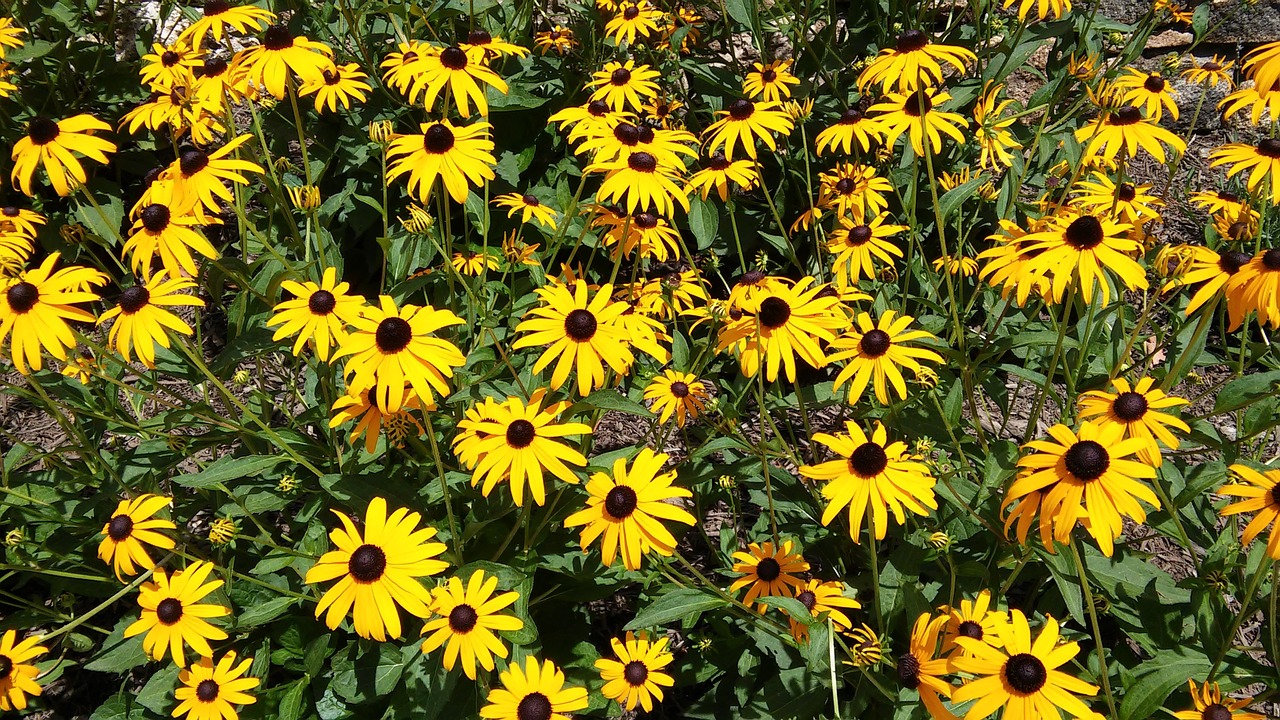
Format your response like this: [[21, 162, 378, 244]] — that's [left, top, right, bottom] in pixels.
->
[[1070, 540, 1118, 719]]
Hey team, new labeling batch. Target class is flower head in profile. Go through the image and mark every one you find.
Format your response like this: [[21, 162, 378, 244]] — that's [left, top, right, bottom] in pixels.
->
[[98, 494, 177, 579], [800, 420, 938, 542], [10, 115, 116, 196], [857, 30, 975, 92], [494, 192, 558, 229], [1224, 248, 1280, 329], [163, 135, 264, 222], [305, 497, 448, 641], [1210, 139, 1280, 204], [896, 613, 956, 720], [179, 1, 275, 45], [420, 569, 524, 680], [789, 580, 860, 643], [172, 651, 260, 720], [124, 561, 230, 667], [0, 630, 47, 713], [974, 82, 1020, 169], [0, 18, 27, 59], [329, 384, 432, 454], [564, 447, 696, 571], [596, 632, 675, 712], [1004, 0, 1072, 20]]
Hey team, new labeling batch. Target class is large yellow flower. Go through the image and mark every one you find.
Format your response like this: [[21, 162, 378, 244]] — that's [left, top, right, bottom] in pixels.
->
[[0, 629, 47, 713], [1019, 209, 1146, 305], [800, 420, 938, 542], [1074, 106, 1186, 164], [729, 540, 809, 608], [124, 561, 230, 667], [233, 24, 333, 99], [513, 281, 635, 396], [409, 45, 507, 116], [10, 115, 116, 196], [98, 494, 176, 579], [98, 271, 204, 369], [716, 276, 845, 382], [869, 88, 969, 156], [480, 657, 588, 720], [585, 60, 661, 112], [387, 120, 497, 204], [828, 311, 943, 405], [857, 30, 975, 92], [420, 569, 523, 680], [172, 651, 260, 720], [1224, 248, 1280, 329], [596, 632, 676, 712], [1077, 376, 1190, 466], [895, 613, 956, 720], [564, 447, 696, 571], [1210, 139, 1280, 203], [701, 98, 794, 161], [1218, 464, 1280, 559], [305, 497, 449, 641], [266, 267, 366, 362], [0, 252, 107, 375]]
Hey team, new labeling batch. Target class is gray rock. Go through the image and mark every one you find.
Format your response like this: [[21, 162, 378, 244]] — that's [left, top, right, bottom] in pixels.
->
[[1205, 0, 1280, 44]]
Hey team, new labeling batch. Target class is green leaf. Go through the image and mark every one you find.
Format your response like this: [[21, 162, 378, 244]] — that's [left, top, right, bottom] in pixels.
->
[[757, 596, 817, 625], [332, 643, 418, 704], [688, 195, 719, 251], [626, 588, 728, 630], [937, 175, 988, 221], [1212, 371, 1280, 415], [88, 694, 132, 720], [573, 388, 650, 417], [172, 455, 285, 489], [135, 664, 180, 715], [236, 596, 297, 627], [723, 0, 757, 28], [278, 677, 310, 720], [85, 617, 148, 673], [1117, 650, 1210, 720]]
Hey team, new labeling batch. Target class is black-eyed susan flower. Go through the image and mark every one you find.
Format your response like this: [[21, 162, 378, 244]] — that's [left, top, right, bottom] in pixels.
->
[[1224, 248, 1280, 328], [534, 26, 576, 55], [335, 296, 465, 413], [933, 255, 979, 276], [460, 29, 529, 60], [0, 205, 44, 238], [164, 136, 264, 222], [789, 580, 860, 643], [896, 613, 956, 720], [575, 120, 697, 167], [0, 18, 25, 58], [1078, 377, 1190, 466], [420, 569, 523, 680], [98, 494, 176, 579], [479, 657, 588, 720], [801, 420, 938, 542], [819, 162, 893, 219], [549, 99, 629, 145], [455, 389, 590, 507], [513, 280, 635, 396], [192, 55, 255, 102], [1210, 139, 1280, 203], [451, 251, 500, 276], [1020, 209, 1146, 305], [1221, 86, 1280, 126], [305, 497, 448, 641], [716, 277, 845, 382], [586, 60, 661, 112], [1114, 68, 1179, 120], [1183, 55, 1234, 88], [827, 214, 907, 288], [977, 220, 1052, 305], [387, 119, 497, 204], [0, 252, 107, 375], [588, 150, 691, 217], [643, 370, 709, 427], [701, 98, 794, 161], [640, 94, 683, 128], [0, 630, 46, 712], [857, 30, 975, 92], [1072, 172, 1163, 226], [10, 115, 116, 197], [233, 24, 333, 99], [729, 540, 809, 608], [564, 447, 696, 571], [179, 1, 275, 45], [1009, 421, 1159, 556], [124, 187, 217, 279], [411, 45, 507, 117], [1075, 106, 1186, 164], [98, 272, 204, 369], [493, 193, 557, 229], [743, 60, 800, 102], [172, 650, 260, 720], [1175, 679, 1265, 720], [1243, 39, 1280, 93], [1219, 463, 1280, 558], [940, 590, 1007, 658], [379, 41, 434, 98], [1004, 0, 1072, 20], [869, 88, 968, 156], [139, 41, 200, 90], [815, 107, 886, 156], [124, 561, 229, 667], [844, 624, 885, 667], [329, 384, 431, 453], [685, 151, 759, 201], [974, 82, 1020, 169], [1161, 245, 1251, 319], [298, 63, 371, 112], [503, 232, 540, 268], [596, 632, 675, 712], [597, 209, 683, 262], [605, 1, 663, 46], [828, 311, 943, 405], [952, 610, 1102, 720]]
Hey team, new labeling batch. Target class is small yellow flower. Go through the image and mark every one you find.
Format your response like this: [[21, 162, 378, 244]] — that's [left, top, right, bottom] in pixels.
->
[[208, 518, 237, 545], [287, 184, 321, 211], [369, 120, 394, 143], [402, 205, 435, 234], [927, 531, 952, 549], [842, 624, 884, 667], [278, 475, 298, 493]]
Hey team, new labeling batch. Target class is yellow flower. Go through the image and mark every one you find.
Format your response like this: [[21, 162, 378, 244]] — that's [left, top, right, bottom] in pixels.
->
[[98, 494, 177, 579], [0, 630, 47, 712], [743, 60, 801, 102], [420, 570, 524, 679], [172, 651, 260, 720], [596, 632, 676, 712], [857, 30, 975, 92], [124, 561, 230, 667], [10, 115, 116, 197]]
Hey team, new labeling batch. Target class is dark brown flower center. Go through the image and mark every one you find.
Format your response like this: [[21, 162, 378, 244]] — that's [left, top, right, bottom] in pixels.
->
[[1143, 74, 1165, 92], [198, 57, 228, 78], [755, 557, 781, 581], [896, 30, 928, 52], [849, 441, 889, 477], [728, 99, 755, 120], [958, 620, 983, 639], [1228, 222, 1250, 241], [761, 69, 777, 82], [156, 597, 184, 625], [840, 107, 865, 124], [563, 308, 597, 341], [0, 655, 11, 680], [1064, 439, 1109, 481], [348, 544, 387, 582], [757, 296, 791, 329], [522, 194, 540, 206], [706, 151, 731, 171], [628, 151, 657, 172], [161, 50, 180, 67], [1064, 215, 1104, 250], [108, 514, 134, 541], [669, 381, 690, 397], [897, 652, 921, 688], [119, 286, 151, 314], [323, 69, 340, 85], [1269, 484, 1280, 508], [516, 693, 552, 720], [1112, 391, 1148, 421], [196, 679, 219, 702], [623, 4, 640, 19], [623, 660, 649, 685], [604, 485, 638, 519], [740, 269, 766, 286], [1220, 251, 1251, 274], [903, 92, 932, 116], [1257, 138, 1280, 158], [1263, 248, 1280, 270], [179, 149, 210, 177], [375, 317, 413, 353], [1218, 190, 1239, 202], [141, 204, 171, 232], [204, 0, 230, 15], [835, 177, 856, 194], [506, 419, 536, 448], [797, 590, 817, 611], [1203, 61, 1222, 72], [588, 100, 610, 116], [261, 25, 293, 51], [549, 31, 562, 40], [1004, 653, 1047, 694], [634, 212, 658, 229], [424, 124, 456, 154], [27, 117, 59, 145], [308, 289, 336, 315], [440, 46, 468, 70], [1202, 705, 1233, 720], [467, 30, 492, 44], [611, 67, 632, 85], [5, 282, 39, 313], [1117, 183, 1136, 202], [1, 207, 17, 217], [848, 225, 873, 245], [1110, 106, 1143, 125], [614, 122, 641, 145], [448, 604, 478, 633], [859, 328, 891, 357]]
